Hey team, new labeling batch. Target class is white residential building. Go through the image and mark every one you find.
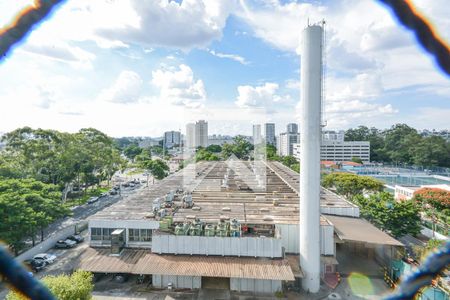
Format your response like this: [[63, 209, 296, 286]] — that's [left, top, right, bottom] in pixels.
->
[[252, 124, 262, 145], [185, 120, 208, 149], [195, 120, 208, 148], [277, 132, 300, 156], [185, 123, 196, 149]]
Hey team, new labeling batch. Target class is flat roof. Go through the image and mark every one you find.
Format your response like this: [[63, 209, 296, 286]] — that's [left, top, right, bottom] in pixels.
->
[[324, 215, 404, 247], [79, 248, 295, 281], [90, 160, 351, 226]]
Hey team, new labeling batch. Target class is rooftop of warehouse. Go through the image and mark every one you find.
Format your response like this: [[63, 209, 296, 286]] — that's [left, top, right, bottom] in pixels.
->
[[89, 160, 355, 225]]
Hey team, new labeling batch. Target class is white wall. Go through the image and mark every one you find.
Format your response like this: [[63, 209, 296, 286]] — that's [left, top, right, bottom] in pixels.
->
[[230, 278, 281, 293], [276, 223, 334, 255], [152, 275, 201, 289], [152, 235, 283, 258], [16, 222, 86, 262]]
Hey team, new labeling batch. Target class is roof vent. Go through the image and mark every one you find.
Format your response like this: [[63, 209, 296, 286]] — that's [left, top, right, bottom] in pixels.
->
[[260, 207, 270, 213], [192, 206, 201, 211], [220, 215, 230, 221], [263, 215, 274, 221], [222, 207, 231, 212], [326, 202, 335, 206], [186, 215, 196, 219]]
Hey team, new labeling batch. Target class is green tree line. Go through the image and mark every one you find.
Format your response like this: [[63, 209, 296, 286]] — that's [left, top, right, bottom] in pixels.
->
[[0, 127, 125, 254], [345, 123, 450, 167], [0, 127, 126, 197], [322, 172, 422, 238]]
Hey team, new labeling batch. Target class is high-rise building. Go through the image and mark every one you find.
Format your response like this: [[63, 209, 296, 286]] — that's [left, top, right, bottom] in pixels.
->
[[186, 120, 208, 149], [195, 120, 208, 148], [164, 131, 181, 149], [277, 132, 300, 156], [264, 123, 276, 146], [287, 123, 298, 134], [185, 123, 196, 149], [252, 124, 262, 145]]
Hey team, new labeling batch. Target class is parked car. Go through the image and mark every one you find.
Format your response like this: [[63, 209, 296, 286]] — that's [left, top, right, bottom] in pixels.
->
[[33, 253, 57, 265], [109, 189, 118, 195], [113, 185, 120, 190], [129, 183, 135, 188], [122, 182, 130, 187], [55, 239, 77, 249], [24, 259, 46, 272], [87, 196, 99, 204], [67, 234, 84, 243]]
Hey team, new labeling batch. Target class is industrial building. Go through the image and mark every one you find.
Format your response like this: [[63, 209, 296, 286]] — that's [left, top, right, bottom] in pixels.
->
[[79, 160, 402, 294]]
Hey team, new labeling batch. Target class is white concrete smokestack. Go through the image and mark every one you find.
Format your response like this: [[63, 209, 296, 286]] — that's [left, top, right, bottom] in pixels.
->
[[299, 24, 323, 293]]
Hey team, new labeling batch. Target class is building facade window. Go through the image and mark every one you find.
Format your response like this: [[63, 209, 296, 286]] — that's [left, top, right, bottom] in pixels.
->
[[128, 229, 140, 242], [140, 229, 152, 242], [102, 228, 114, 241], [91, 228, 102, 240], [128, 228, 152, 242]]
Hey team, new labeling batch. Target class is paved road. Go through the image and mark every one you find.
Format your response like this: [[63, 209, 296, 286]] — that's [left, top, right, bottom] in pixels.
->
[[24, 184, 146, 249]]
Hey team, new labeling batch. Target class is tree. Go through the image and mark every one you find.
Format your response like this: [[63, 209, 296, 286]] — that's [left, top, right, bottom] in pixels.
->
[[135, 151, 169, 180], [205, 144, 222, 153], [221, 136, 253, 160], [123, 143, 142, 160], [149, 159, 170, 180], [411, 136, 450, 167], [195, 148, 220, 162], [345, 126, 387, 162], [0, 178, 69, 254], [413, 188, 450, 211], [351, 156, 363, 164], [6, 270, 93, 300], [354, 192, 421, 237], [322, 172, 384, 199]]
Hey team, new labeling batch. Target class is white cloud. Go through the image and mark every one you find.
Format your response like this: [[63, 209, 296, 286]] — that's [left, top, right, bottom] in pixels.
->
[[20, 42, 95, 69], [235, 82, 286, 112], [208, 49, 248, 65], [152, 64, 206, 108], [237, 0, 449, 97], [97, 0, 236, 50], [98, 71, 143, 104]]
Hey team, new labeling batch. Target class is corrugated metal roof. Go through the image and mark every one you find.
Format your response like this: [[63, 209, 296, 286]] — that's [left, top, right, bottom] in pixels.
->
[[324, 215, 404, 247], [79, 248, 295, 281]]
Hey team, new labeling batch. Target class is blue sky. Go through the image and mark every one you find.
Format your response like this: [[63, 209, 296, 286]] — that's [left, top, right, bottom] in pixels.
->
[[0, 0, 449, 137]]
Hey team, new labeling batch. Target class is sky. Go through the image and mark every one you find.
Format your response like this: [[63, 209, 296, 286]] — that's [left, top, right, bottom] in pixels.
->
[[0, 0, 449, 137]]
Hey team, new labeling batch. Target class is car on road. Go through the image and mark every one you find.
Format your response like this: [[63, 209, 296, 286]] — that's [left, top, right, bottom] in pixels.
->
[[67, 234, 84, 243], [87, 196, 99, 204], [24, 259, 46, 272], [55, 239, 77, 249], [33, 253, 57, 265]]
